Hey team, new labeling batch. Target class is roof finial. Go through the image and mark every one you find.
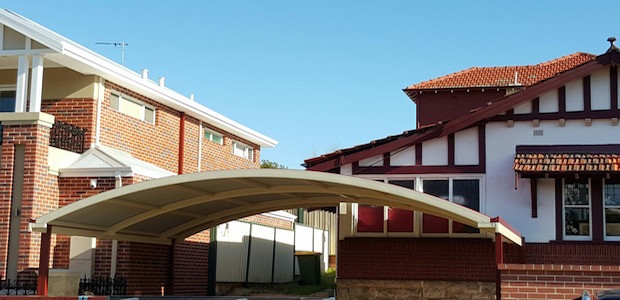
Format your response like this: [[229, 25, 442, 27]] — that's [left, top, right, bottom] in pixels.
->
[[606, 37, 618, 53]]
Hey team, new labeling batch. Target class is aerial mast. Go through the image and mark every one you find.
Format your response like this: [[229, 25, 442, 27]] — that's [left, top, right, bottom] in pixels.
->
[[95, 41, 129, 65]]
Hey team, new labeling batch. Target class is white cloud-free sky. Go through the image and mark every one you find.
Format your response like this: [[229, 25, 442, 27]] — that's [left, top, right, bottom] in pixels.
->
[[3, 1, 618, 168]]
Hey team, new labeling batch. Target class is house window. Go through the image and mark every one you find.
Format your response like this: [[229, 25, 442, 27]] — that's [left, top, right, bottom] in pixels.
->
[[563, 181, 591, 239], [421, 178, 481, 234], [110, 92, 155, 124], [204, 129, 223, 145], [233, 141, 253, 161], [356, 179, 416, 234], [604, 183, 620, 239], [0, 87, 16, 112]]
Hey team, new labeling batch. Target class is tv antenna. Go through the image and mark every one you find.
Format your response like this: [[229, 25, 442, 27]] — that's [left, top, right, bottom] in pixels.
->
[[95, 41, 129, 65]]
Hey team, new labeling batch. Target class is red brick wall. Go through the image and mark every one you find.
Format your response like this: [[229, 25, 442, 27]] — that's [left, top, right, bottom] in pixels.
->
[[0, 124, 60, 279], [499, 264, 620, 300], [41, 98, 97, 147], [200, 123, 260, 171], [173, 231, 210, 295], [116, 241, 171, 295], [241, 215, 293, 230], [338, 238, 496, 282], [100, 81, 260, 174], [524, 243, 620, 265]]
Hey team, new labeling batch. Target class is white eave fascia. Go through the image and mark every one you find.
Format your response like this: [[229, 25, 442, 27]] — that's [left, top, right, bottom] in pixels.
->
[[59, 44, 278, 148]]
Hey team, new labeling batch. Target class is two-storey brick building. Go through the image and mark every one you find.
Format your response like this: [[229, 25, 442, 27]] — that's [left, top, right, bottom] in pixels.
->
[[0, 9, 278, 295]]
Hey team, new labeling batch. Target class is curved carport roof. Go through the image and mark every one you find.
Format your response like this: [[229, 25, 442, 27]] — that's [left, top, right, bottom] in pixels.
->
[[31, 169, 521, 245]]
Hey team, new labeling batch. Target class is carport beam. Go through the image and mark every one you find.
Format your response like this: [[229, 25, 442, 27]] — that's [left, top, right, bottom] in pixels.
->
[[37, 225, 52, 296]]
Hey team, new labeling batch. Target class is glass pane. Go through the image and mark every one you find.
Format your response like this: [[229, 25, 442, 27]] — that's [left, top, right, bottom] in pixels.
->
[[565, 207, 589, 236], [121, 98, 144, 120], [358, 205, 384, 232], [144, 107, 154, 123], [564, 183, 589, 205], [110, 93, 120, 110], [0, 91, 16, 112], [423, 214, 449, 233], [388, 180, 415, 190], [422, 180, 449, 200], [387, 208, 413, 232], [606, 208, 620, 236], [605, 184, 620, 206], [212, 134, 223, 144], [453, 179, 480, 210], [422, 180, 449, 233], [233, 143, 245, 157]]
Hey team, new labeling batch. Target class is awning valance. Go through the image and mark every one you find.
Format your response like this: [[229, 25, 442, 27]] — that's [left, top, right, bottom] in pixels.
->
[[514, 145, 620, 175]]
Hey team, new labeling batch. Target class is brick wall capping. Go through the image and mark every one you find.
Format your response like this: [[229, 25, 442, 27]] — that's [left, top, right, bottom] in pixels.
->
[[498, 263, 620, 272], [0, 112, 55, 128]]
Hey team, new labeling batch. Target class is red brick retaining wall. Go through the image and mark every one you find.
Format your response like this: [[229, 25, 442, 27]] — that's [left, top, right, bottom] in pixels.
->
[[499, 264, 620, 300], [338, 238, 496, 282]]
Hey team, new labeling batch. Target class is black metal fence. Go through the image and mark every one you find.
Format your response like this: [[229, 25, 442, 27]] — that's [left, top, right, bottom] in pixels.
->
[[49, 120, 86, 153], [0, 279, 37, 295], [79, 276, 127, 296]]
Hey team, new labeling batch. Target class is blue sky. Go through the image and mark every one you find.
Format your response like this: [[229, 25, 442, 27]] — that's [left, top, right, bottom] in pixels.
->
[[2, 1, 618, 168]]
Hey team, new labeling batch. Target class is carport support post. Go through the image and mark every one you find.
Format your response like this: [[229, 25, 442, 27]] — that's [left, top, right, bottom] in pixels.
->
[[37, 225, 52, 296]]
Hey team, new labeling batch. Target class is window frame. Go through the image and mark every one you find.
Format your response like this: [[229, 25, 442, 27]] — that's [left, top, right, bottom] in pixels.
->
[[232, 140, 254, 161], [110, 91, 156, 124], [562, 178, 592, 241], [203, 128, 224, 145], [0, 85, 17, 112], [352, 174, 485, 238], [603, 180, 620, 241], [352, 177, 419, 237]]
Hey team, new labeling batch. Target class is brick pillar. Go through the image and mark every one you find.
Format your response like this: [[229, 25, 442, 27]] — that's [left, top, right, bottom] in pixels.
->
[[0, 112, 57, 280]]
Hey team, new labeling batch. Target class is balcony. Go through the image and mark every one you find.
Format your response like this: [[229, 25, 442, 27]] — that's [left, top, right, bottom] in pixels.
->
[[49, 120, 86, 153]]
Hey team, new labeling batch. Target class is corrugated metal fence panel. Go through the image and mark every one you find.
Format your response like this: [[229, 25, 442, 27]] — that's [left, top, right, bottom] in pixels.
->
[[247, 224, 275, 283], [273, 228, 294, 283], [322, 231, 329, 272], [295, 224, 314, 252], [215, 221, 251, 282]]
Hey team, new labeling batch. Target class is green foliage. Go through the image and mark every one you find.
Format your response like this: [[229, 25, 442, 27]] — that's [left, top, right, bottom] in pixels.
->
[[260, 159, 288, 169]]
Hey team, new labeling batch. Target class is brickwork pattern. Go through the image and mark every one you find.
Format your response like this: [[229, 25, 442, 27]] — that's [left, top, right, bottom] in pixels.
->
[[173, 231, 210, 295], [499, 264, 620, 300], [41, 98, 97, 147], [338, 238, 496, 282], [100, 81, 260, 174], [200, 122, 260, 171], [241, 215, 293, 230], [116, 241, 171, 295], [0, 124, 60, 279]]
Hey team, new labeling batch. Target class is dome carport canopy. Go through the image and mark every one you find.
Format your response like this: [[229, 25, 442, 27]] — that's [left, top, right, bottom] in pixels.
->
[[31, 169, 521, 245]]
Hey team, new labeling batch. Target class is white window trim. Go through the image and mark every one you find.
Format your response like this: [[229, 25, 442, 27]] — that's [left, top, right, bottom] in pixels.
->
[[562, 178, 592, 241], [232, 140, 254, 161], [352, 174, 486, 239], [603, 180, 620, 241], [110, 91, 156, 124], [204, 128, 223, 145]]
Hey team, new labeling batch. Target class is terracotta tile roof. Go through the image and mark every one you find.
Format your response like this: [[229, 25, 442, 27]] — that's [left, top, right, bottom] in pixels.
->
[[405, 52, 596, 90], [514, 145, 620, 174]]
